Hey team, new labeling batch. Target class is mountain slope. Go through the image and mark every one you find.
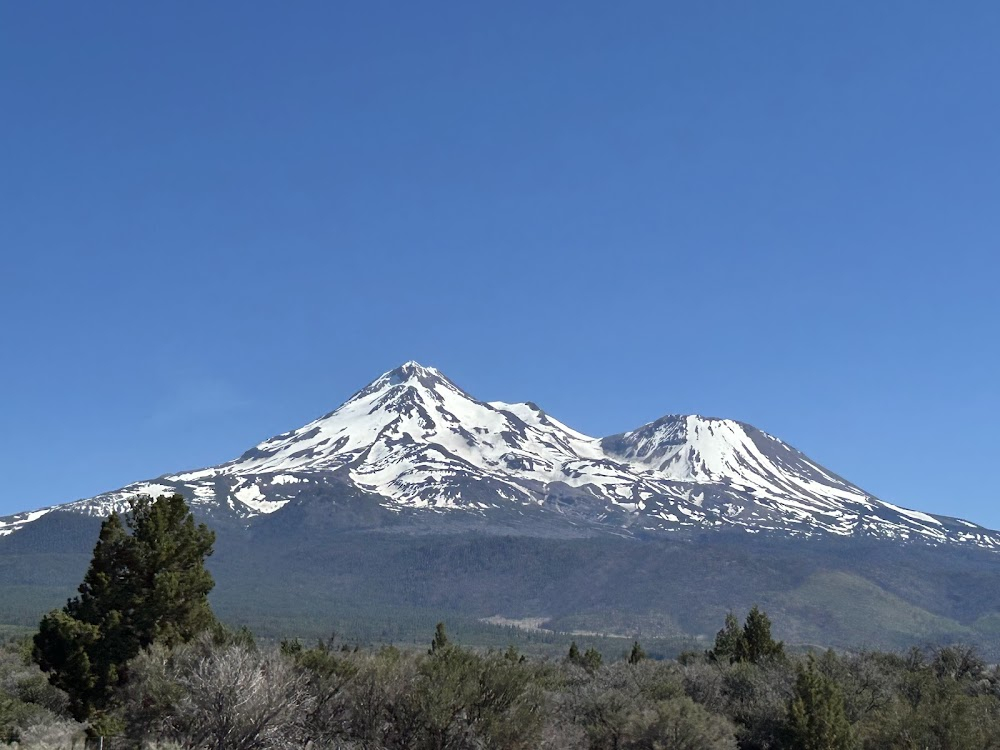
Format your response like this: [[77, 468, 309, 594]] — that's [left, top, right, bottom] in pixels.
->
[[2, 361, 996, 548]]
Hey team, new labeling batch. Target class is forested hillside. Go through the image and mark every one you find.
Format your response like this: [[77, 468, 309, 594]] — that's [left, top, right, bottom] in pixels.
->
[[3, 504, 1000, 659], [2, 494, 998, 749]]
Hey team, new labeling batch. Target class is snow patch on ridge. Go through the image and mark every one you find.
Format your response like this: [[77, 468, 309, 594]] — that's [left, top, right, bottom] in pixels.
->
[[0, 508, 53, 536]]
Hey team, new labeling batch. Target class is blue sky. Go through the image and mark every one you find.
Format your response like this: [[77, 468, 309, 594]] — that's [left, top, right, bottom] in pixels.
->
[[2, 3, 998, 527]]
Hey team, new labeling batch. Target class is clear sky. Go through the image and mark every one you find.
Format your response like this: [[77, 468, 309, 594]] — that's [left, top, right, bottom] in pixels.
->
[[2, 3, 998, 528]]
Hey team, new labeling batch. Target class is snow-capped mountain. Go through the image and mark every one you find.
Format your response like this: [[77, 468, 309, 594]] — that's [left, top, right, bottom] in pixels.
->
[[2, 362, 996, 548]]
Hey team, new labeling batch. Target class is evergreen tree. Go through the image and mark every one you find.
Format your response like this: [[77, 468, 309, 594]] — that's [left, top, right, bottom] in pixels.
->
[[709, 612, 745, 663], [787, 655, 853, 750], [33, 494, 216, 725], [581, 647, 603, 673], [429, 622, 450, 655], [126, 493, 216, 646], [709, 607, 783, 664], [566, 640, 602, 672], [628, 641, 646, 665], [567, 641, 581, 663], [504, 645, 525, 663], [738, 605, 784, 663]]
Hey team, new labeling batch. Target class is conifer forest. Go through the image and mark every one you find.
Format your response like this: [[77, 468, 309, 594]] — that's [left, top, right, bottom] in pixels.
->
[[0, 495, 998, 749]]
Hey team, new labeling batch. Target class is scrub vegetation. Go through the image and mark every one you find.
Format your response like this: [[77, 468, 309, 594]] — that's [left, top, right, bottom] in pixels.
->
[[4, 618, 1000, 748], [5, 496, 1000, 749]]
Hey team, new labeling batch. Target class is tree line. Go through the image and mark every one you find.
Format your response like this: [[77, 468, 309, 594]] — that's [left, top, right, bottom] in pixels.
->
[[2, 494, 998, 748]]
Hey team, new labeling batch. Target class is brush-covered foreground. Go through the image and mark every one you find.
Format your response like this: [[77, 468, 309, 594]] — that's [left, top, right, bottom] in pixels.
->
[[2, 618, 1000, 749]]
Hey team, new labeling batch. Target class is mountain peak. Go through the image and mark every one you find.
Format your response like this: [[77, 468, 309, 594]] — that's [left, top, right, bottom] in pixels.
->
[[386, 360, 441, 383], [341, 361, 466, 405], [398, 359, 435, 373], [6, 363, 997, 550]]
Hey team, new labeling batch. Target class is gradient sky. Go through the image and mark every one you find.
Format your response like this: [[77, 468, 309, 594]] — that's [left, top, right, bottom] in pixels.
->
[[2, 3, 998, 528]]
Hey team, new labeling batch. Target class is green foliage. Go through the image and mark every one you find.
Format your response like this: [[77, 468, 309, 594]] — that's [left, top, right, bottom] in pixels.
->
[[709, 606, 784, 665], [429, 621, 450, 654], [126, 496, 216, 647], [11, 602, 1000, 750], [0, 637, 78, 744], [265, 635, 545, 749], [711, 612, 744, 663], [722, 660, 794, 749], [31, 611, 102, 722], [788, 655, 853, 750], [629, 641, 647, 665], [566, 640, 604, 673], [623, 696, 738, 750], [740, 605, 784, 663], [503, 644, 525, 663], [414, 633, 544, 749], [856, 646, 1000, 750], [680, 640, 1000, 750], [467, 651, 543, 749], [32, 494, 216, 723], [568, 640, 581, 662], [560, 660, 690, 749], [584, 647, 603, 672]]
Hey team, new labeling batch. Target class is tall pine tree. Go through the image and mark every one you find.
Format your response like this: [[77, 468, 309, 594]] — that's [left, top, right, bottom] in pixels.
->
[[739, 605, 784, 663], [710, 612, 745, 663], [628, 641, 646, 664], [709, 607, 784, 664], [33, 494, 216, 726], [787, 655, 853, 750], [430, 622, 450, 654]]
